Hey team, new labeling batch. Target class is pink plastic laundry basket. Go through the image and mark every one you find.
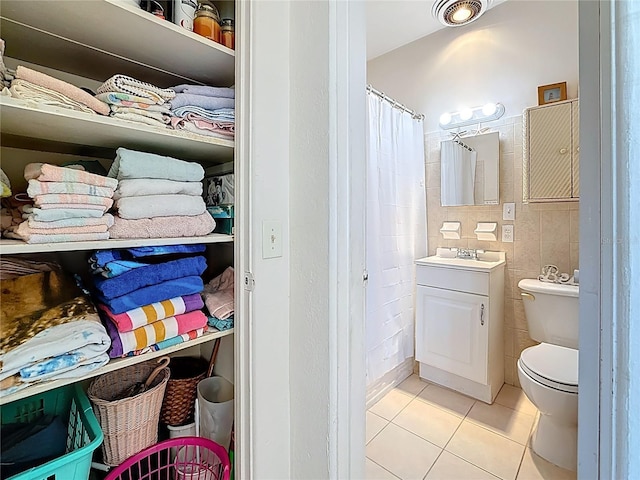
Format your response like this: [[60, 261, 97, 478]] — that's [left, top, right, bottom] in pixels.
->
[[105, 436, 231, 480]]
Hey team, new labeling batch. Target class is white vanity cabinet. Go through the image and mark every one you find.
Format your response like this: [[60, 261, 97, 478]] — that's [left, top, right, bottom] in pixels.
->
[[415, 253, 505, 403]]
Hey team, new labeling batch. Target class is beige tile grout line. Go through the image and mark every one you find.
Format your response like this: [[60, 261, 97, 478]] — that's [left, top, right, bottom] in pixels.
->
[[366, 456, 402, 480]]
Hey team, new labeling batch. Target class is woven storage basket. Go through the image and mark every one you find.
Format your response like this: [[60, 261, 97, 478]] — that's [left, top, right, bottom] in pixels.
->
[[160, 356, 208, 426], [88, 360, 170, 466]]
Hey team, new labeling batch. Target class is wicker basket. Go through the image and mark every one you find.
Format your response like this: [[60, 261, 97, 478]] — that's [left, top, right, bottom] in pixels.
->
[[88, 359, 170, 466], [160, 356, 208, 426]]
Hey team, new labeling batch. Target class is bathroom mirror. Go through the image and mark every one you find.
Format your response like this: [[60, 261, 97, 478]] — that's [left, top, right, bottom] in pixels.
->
[[440, 131, 499, 206]]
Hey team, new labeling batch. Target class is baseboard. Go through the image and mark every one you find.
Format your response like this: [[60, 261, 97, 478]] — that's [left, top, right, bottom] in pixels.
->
[[365, 357, 414, 409]]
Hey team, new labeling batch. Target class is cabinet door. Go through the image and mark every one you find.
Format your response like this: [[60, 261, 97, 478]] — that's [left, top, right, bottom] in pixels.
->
[[572, 100, 580, 198], [415, 286, 489, 384], [527, 102, 573, 200]]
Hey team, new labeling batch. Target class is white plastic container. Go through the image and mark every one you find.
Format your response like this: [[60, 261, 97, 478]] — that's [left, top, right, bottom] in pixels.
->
[[197, 376, 234, 450], [173, 0, 197, 31]]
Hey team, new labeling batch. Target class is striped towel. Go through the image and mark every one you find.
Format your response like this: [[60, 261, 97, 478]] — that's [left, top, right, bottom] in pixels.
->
[[33, 194, 113, 209], [103, 310, 208, 357], [24, 163, 118, 189], [123, 328, 204, 357], [97, 75, 175, 105], [97, 293, 204, 332], [27, 180, 115, 198], [27, 214, 114, 229]]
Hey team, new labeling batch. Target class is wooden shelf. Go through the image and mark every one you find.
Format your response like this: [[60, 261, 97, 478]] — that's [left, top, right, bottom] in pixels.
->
[[0, 328, 234, 406], [0, 97, 234, 163], [0, 0, 235, 88], [0, 233, 233, 255]]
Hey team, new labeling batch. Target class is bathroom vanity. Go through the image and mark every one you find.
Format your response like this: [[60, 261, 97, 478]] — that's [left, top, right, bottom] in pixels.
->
[[415, 249, 505, 403]]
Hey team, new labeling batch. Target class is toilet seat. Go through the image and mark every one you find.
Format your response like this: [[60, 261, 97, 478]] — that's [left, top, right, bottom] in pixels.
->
[[519, 343, 578, 394]]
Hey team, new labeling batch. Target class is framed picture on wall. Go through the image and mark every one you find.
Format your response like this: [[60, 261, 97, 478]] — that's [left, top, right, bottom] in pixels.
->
[[537, 82, 568, 105]]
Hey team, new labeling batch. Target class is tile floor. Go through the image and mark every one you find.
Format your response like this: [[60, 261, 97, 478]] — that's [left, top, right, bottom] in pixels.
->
[[366, 375, 576, 480]]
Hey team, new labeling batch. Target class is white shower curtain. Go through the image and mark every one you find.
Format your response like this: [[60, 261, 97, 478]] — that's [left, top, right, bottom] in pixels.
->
[[440, 140, 477, 206], [365, 92, 427, 390]]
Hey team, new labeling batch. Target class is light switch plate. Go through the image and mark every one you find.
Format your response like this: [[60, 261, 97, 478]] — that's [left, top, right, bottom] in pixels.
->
[[502, 224, 514, 243], [262, 220, 283, 259], [503, 202, 515, 221]]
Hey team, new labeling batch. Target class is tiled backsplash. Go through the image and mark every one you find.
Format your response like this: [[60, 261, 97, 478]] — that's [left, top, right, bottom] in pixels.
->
[[424, 114, 579, 386]]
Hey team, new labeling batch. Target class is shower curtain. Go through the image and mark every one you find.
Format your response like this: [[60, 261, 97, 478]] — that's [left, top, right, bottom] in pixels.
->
[[365, 92, 427, 393], [440, 140, 477, 206]]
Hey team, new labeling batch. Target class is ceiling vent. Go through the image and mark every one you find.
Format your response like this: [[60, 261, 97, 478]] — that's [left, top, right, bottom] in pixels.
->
[[432, 0, 491, 27]]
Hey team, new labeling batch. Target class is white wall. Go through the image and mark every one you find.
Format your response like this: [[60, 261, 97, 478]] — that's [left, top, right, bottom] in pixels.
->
[[367, 0, 579, 132], [288, 1, 331, 478]]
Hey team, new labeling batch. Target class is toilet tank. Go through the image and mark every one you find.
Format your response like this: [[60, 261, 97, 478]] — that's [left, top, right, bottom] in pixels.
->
[[518, 279, 579, 349]]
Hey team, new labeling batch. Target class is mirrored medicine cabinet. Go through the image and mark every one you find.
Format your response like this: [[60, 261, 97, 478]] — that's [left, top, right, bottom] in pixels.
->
[[440, 131, 500, 207]]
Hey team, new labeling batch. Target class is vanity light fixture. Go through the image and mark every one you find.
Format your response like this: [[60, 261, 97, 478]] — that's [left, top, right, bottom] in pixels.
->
[[438, 102, 505, 129], [432, 0, 492, 27]]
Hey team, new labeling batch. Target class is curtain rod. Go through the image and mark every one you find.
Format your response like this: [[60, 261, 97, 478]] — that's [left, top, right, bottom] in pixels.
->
[[366, 84, 424, 120]]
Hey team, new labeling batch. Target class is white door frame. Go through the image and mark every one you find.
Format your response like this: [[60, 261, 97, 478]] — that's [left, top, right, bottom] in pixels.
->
[[579, 1, 639, 478]]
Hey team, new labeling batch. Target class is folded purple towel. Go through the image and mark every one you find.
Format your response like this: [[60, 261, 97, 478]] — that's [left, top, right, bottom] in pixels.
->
[[172, 85, 235, 99], [96, 275, 204, 315], [93, 256, 207, 300], [169, 93, 235, 111]]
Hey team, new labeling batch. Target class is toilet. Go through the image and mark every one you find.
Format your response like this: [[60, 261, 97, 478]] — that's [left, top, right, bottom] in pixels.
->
[[517, 279, 579, 471]]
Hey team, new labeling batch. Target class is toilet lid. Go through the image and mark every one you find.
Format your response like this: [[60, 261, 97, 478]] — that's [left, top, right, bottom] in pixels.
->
[[520, 343, 578, 393]]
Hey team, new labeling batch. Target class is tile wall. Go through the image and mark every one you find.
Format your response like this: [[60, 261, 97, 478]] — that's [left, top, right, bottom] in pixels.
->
[[424, 114, 580, 386]]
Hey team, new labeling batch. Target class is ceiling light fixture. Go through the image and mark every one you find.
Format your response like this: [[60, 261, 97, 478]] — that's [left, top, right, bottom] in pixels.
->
[[432, 0, 492, 27]]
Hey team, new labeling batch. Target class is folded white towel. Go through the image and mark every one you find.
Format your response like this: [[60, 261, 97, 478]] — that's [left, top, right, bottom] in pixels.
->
[[114, 178, 202, 200], [115, 194, 206, 220], [109, 147, 204, 182]]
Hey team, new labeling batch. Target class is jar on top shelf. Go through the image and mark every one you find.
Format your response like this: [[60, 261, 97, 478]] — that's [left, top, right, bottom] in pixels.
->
[[220, 18, 234, 50], [193, 2, 221, 43]]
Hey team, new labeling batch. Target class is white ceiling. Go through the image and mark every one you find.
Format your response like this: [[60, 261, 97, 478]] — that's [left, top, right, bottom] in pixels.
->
[[366, 0, 507, 60]]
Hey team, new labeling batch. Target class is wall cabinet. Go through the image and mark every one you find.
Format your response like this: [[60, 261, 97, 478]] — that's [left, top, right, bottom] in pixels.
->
[[415, 256, 504, 403], [523, 99, 580, 202]]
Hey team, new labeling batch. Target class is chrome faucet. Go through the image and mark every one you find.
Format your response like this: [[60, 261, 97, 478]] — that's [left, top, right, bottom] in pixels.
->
[[456, 248, 485, 260]]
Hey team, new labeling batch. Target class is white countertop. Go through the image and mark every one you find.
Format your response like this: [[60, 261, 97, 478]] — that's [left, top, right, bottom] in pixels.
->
[[416, 250, 506, 272]]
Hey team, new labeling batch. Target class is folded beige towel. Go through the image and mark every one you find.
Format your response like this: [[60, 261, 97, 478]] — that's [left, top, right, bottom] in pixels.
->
[[10, 79, 97, 115], [16, 66, 110, 115]]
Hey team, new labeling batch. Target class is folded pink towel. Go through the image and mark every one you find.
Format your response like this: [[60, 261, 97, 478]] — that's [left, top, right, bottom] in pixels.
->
[[109, 211, 215, 239], [14, 221, 109, 236], [3, 230, 109, 244], [16, 66, 110, 115], [33, 194, 113, 209], [24, 163, 118, 189], [202, 267, 235, 320], [27, 179, 115, 198]]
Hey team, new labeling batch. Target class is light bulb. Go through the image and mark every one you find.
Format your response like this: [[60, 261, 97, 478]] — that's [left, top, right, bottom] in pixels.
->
[[452, 6, 472, 23], [459, 108, 473, 121], [439, 112, 452, 125], [482, 103, 497, 116]]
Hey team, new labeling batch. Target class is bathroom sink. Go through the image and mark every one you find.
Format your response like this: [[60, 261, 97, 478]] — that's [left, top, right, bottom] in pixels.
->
[[416, 248, 506, 272]]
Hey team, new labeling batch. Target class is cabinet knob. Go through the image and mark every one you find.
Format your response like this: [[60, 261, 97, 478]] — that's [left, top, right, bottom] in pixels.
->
[[559, 148, 568, 155], [576, 146, 580, 153], [480, 304, 485, 326]]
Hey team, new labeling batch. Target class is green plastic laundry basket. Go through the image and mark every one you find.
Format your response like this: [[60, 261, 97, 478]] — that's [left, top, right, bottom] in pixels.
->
[[1, 384, 103, 480]]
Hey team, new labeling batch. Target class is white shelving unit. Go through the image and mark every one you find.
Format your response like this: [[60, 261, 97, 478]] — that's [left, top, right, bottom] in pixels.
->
[[0, 97, 234, 163], [0, 1, 237, 406], [0, 329, 234, 406]]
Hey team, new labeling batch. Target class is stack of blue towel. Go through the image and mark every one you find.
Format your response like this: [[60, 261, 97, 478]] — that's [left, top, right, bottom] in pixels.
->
[[169, 85, 235, 140]]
